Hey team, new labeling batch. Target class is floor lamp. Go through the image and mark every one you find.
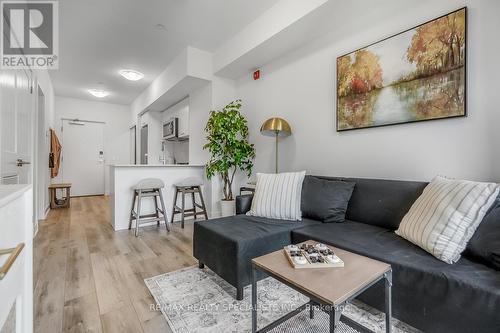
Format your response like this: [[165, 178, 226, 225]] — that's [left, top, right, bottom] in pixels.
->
[[260, 117, 292, 173]]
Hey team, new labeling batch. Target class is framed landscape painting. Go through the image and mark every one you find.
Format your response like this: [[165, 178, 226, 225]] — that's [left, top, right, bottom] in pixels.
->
[[336, 7, 466, 131]]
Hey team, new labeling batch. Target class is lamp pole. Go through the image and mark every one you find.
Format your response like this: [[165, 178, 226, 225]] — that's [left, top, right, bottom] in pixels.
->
[[275, 130, 279, 174], [260, 117, 291, 174]]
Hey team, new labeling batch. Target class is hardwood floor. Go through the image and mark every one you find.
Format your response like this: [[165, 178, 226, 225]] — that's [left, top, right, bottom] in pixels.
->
[[34, 195, 197, 333]]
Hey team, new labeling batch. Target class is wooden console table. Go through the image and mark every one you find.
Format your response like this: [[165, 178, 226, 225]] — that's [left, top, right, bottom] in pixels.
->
[[48, 183, 72, 209]]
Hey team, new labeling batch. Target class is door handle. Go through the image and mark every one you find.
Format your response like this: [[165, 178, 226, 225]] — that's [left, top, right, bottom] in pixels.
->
[[16, 159, 31, 167], [0, 243, 24, 280]]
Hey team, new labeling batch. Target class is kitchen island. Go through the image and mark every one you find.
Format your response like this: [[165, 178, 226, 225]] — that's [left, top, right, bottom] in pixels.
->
[[110, 164, 210, 231], [0, 184, 33, 333]]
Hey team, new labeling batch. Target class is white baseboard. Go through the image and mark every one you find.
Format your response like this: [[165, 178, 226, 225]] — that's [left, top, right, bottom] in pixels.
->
[[209, 210, 221, 219], [117, 214, 213, 231], [41, 205, 50, 220]]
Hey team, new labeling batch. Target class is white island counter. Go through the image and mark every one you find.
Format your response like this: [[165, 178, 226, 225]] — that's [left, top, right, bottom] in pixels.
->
[[0, 184, 33, 333], [110, 164, 210, 231]]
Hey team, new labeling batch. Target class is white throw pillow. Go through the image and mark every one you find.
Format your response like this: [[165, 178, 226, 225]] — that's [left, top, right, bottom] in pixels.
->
[[396, 176, 500, 264], [247, 171, 306, 221]]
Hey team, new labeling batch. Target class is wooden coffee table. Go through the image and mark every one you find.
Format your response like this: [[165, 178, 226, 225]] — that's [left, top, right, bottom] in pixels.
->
[[251, 241, 392, 333]]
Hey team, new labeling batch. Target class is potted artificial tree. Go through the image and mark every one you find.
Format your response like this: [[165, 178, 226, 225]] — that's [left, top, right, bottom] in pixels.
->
[[204, 100, 255, 217]]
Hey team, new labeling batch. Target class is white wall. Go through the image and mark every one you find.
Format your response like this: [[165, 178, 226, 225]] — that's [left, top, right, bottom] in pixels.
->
[[188, 84, 212, 166], [186, 77, 236, 166], [188, 78, 241, 215], [236, 0, 500, 183], [36, 70, 55, 128], [34, 69, 55, 220], [54, 96, 130, 194]]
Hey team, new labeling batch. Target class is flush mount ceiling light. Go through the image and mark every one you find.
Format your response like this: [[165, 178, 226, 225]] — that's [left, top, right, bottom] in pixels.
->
[[119, 69, 144, 81], [88, 89, 109, 98], [154, 23, 167, 31]]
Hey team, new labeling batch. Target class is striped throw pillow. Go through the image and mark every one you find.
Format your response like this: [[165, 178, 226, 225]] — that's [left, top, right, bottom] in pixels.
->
[[396, 176, 500, 264], [247, 171, 306, 221]]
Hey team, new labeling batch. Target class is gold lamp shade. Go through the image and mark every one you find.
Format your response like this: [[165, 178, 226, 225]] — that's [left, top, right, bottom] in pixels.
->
[[260, 117, 292, 137], [260, 117, 292, 173]]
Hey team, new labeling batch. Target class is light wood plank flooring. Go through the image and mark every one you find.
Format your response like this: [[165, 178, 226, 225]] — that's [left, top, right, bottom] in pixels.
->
[[34, 195, 197, 333]]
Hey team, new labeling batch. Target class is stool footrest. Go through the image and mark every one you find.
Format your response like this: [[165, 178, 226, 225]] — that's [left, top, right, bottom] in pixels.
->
[[131, 212, 164, 219], [173, 210, 207, 215], [175, 208, 194, 214], [173, 211, 206, 219], [180, 189, 198, 194], [135, 191, 160, 197], [135, 217, 166, 225]]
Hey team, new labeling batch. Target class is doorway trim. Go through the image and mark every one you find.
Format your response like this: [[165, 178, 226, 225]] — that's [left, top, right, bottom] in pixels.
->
[[130, 125, 137, 164], [61, 117, 106, 124], [34, 84, 48, 229]]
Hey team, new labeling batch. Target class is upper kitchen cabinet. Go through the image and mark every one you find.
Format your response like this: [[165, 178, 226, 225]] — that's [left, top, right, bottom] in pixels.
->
[[163, 98, 189, 140]]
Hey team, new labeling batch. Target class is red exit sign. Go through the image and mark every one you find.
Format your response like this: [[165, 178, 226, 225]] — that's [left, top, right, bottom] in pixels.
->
[[253, 70, 260, 80]]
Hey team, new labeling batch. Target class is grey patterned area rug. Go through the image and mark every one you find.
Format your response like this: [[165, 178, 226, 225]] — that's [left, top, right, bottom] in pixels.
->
[[145, 266, 420, 333]]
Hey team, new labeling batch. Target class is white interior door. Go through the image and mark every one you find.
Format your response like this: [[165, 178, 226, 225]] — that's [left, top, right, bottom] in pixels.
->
[[15, 71, 33, 185], [0, 68, 34, 333], [61, 120, 105, 196], [0, 69, 33, 185]]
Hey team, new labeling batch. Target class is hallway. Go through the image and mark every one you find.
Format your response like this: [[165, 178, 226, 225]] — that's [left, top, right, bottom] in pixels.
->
[[34, 196, 195, 333]]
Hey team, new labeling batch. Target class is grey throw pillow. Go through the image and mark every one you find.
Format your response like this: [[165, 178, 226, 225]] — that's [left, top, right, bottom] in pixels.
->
[[301, 176, 355, 223], [465, 194, 500, 270]]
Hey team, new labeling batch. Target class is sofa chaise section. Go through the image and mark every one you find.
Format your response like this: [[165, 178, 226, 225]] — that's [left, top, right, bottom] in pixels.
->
[[193, 214, 320, 299]]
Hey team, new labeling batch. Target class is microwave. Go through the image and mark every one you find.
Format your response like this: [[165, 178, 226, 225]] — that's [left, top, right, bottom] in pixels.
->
[[163, 118, 178, 140]]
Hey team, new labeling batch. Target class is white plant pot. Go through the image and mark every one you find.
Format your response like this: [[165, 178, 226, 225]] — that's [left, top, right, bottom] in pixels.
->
[[220, 199, 236, 217]]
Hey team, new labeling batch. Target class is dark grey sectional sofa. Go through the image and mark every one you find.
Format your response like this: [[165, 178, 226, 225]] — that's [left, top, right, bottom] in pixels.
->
[[193, 176, 500, 333]]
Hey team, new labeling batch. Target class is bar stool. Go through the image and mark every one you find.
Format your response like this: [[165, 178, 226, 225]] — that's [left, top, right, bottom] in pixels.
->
[[129, 178, 169, 237], [171, 178, 208, 228]]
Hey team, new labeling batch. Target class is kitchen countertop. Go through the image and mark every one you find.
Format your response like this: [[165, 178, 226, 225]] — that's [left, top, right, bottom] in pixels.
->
[[0, 184, 32, 208], [112, 164, 205, 168]]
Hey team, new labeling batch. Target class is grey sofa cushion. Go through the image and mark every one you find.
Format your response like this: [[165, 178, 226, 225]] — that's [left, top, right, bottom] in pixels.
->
[[193, 215, 320, 289], [465, 195, 500, 270], [292, 221, 500, 333], [301, 176, 355, 223], [240, 176, 427, 229], [315, 177, 427, 230]]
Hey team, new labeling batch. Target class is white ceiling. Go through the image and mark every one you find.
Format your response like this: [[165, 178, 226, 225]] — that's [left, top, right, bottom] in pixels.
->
[[214, 0, 436, 78], [49, 0, 280, 105]]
